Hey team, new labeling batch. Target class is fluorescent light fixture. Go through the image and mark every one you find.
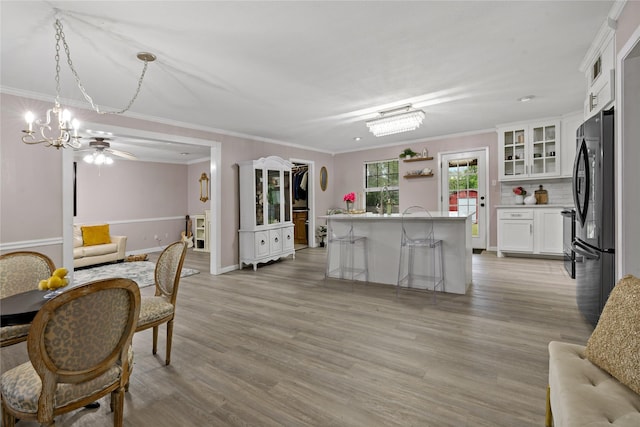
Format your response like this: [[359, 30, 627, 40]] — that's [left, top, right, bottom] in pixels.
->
[[366, 105, 426, 137]]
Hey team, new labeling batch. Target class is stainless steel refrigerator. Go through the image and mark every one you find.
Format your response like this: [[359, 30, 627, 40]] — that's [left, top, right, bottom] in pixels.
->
[[572, 108, 615, 327]]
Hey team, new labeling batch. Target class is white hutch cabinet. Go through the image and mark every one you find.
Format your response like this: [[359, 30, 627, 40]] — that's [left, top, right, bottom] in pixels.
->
[[238, 156, 295, 270]]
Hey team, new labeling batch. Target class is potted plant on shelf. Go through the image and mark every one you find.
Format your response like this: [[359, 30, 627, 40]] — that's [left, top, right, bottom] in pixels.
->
[[399, 148, 418, 159]]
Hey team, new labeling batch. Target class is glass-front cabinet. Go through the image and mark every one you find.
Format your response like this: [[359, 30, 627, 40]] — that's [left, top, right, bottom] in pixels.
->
[[498, 120, 560, 181], [239, 156, 295, 270]]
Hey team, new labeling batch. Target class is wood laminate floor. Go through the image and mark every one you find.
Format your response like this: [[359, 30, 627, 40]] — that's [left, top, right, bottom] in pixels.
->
[[1, 248, 593, 426]]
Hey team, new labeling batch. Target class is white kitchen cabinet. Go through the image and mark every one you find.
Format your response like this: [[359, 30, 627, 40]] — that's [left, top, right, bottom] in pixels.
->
[[582, 32, 615, 120], [560, 112, 582, 177], [498, 120, 560, 181], [534, 208, 563, 255], [497, 207, 563, 257], [497, 209, 534, 256], [238, 156, 295, 270]]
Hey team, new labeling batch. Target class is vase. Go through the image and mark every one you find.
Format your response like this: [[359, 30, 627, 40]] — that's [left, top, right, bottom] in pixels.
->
[[346, 201, 353, 212], [524, 194, 537, 205], [514, 195, 524, 205]]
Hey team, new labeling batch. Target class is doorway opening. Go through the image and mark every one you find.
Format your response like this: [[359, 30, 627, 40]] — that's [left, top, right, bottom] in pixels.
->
[[439, 148, 489, 250], [290, 159, 316, 250]]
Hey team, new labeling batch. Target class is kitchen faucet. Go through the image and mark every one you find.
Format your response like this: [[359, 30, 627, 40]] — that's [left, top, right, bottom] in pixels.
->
[[378, 185, 390, 215]]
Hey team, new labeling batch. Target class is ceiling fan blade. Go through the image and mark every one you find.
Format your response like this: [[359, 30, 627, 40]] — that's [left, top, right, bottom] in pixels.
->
[[106, 148, 137, 160]]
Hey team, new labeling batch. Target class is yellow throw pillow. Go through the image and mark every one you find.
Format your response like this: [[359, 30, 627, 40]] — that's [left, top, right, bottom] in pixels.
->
[[585, 274, 640, 394], [81, 224, 111, 246]]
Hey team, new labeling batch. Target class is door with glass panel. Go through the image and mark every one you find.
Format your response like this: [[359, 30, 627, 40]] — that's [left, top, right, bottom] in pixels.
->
[[440, 149, 488, 250]]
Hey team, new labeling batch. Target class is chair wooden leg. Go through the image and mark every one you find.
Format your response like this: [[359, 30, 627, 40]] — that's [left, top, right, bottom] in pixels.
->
[[545, 384, 553, 427], [112, 388, 124, 427], [2, 402, 16, 427], [152, 326, 159, 355], [166, 320, 174, 365]]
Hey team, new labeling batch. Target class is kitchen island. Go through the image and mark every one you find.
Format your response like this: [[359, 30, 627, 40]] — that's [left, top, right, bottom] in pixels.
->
[[319, 212, 472, 294]]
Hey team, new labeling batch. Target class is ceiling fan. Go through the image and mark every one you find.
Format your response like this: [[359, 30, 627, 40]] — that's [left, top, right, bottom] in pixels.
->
[[78, 137, 136, 164]]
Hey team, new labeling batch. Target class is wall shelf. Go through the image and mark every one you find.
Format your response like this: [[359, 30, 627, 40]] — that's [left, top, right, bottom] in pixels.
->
[[404, 173, 434, 179], [402, 156, 433, 163]]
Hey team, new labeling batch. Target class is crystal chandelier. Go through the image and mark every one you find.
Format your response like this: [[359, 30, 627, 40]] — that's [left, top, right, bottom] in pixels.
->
[[21, 18, 155, 149], [366, 105, 426, 137]]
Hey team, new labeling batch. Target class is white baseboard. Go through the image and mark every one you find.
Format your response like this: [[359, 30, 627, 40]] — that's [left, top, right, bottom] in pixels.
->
[[218, 264, 239, 274]]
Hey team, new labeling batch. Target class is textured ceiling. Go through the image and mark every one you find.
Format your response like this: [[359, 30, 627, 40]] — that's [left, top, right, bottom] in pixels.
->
[[1, 1, 614, 162]]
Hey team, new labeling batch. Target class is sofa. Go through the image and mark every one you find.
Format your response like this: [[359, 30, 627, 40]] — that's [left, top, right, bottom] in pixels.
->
[[546, 275, 640, 427], [73, 224, 127, 268]]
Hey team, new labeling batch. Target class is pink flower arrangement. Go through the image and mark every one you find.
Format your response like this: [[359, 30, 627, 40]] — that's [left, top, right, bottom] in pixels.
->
[[512, 186, 527, 196], [343, 192, 356, 203]]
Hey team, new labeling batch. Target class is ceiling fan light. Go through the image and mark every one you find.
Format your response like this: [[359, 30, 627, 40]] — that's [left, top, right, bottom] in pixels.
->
[[105, 156, 114, 165], [83, 154, 95, 164], [95, 153, 106, 165]]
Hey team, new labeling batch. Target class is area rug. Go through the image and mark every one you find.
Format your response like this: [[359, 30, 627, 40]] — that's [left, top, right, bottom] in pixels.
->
[[73, 261, 199, 289]]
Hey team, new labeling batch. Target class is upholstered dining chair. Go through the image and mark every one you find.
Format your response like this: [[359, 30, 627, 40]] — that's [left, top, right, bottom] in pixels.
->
[[0, 278, 140, 427], [0, 251, 55, 348], [135, 241, 188, 365]]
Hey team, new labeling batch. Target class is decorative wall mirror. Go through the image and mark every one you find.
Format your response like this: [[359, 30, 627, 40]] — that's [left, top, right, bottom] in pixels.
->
[[320, 166, 328, 191], [199, 172, 210, 202]]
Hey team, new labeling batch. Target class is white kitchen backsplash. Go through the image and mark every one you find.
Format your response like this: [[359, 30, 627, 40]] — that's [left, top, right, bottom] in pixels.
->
[[500, 178, 573, 206]]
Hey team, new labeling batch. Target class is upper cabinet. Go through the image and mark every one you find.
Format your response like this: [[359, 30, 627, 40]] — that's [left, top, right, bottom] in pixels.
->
[[498, 120, 560, 181], [580, 24, 616, 120]]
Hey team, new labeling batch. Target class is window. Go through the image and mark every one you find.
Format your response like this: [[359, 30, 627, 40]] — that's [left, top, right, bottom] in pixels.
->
[[447, 158, 479, 236], [364, 159, 399, 213]]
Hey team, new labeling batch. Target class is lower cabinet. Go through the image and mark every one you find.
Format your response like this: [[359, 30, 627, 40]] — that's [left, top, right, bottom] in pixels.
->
[[534, 209, 564, 255], [497, 207, 563, 257], [239, 225, 295, 270]]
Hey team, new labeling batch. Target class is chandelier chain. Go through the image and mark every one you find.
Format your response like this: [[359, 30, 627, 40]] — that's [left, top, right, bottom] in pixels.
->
[[54, 26, 62, 105], [54, 18, 150, 115]]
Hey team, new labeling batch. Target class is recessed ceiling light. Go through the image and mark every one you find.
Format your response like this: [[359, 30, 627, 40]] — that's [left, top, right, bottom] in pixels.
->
[[518, 95, 535, 102], [180, 152, 189, 156], [353, 137, 362, 141]]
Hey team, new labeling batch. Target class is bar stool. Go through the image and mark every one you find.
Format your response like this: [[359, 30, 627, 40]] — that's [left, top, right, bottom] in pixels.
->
[[397, 206, 444, 302], [325, 213, 369, 284]]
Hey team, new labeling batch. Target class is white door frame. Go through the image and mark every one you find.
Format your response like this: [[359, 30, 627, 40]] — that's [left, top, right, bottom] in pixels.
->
[[438, 147, 490, 250], [616, 24, 640, 279]]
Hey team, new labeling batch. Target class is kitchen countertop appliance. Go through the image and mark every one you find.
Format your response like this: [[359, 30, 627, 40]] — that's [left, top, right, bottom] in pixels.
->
[[572, 108, 615, 327]]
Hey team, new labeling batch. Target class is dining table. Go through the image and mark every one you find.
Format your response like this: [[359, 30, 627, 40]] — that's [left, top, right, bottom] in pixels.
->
[[0, 289, 49, 327]]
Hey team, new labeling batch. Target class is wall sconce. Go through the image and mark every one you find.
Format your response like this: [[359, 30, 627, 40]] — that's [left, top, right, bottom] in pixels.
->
[[199, 173, 210, 202]]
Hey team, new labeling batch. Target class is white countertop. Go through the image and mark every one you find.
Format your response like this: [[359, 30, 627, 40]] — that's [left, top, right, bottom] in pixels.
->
[[495, 204, 571, 209], [319, 212, 473, 221]]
